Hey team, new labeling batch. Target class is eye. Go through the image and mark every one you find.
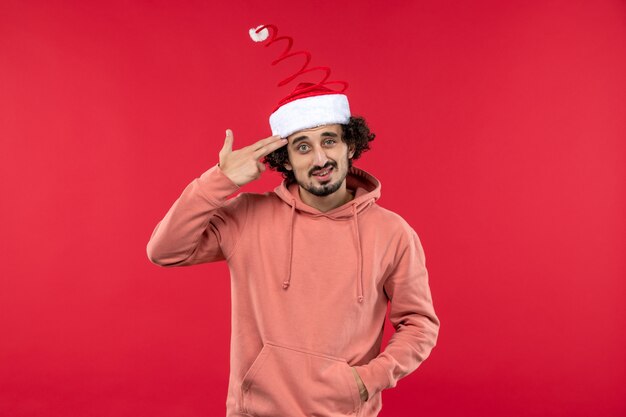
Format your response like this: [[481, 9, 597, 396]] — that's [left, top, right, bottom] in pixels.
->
[[297, 144, 310, 152], [323, 139, 336, 145]]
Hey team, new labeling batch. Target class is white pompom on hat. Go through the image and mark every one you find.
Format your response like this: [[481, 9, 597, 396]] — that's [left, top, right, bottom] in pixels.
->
[[249, 24, 351, 138]]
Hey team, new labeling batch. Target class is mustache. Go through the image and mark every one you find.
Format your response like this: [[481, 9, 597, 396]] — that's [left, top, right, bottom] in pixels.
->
[[309, 162, 336, 176]]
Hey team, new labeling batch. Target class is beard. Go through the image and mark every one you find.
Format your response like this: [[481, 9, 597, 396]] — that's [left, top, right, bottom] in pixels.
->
[[297, 161, 348, 197]]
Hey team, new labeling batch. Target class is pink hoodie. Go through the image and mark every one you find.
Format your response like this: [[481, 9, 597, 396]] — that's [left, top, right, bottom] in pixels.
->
[[147, 163, 440, 417]]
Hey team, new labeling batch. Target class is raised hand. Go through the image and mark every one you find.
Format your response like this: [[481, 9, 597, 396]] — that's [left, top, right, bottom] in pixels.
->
[[218, 129, 288, 187]]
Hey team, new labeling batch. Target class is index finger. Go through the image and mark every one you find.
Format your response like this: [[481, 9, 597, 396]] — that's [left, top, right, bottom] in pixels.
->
[[248, 134, 284, 151], [253, 136, 288, 159]]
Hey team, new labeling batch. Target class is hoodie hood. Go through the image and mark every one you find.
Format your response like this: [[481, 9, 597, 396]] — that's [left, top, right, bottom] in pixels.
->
[[273, 165, 381, 303]]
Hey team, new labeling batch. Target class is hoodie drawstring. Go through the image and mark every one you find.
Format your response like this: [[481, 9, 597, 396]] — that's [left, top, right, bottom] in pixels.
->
[[352, 204, 365, 303], [283, 201, 296, 290], [282, 198, 365, 304]]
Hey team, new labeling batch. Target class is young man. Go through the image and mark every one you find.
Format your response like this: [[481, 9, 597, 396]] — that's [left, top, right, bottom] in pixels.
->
[[147, 78, 439, 416]]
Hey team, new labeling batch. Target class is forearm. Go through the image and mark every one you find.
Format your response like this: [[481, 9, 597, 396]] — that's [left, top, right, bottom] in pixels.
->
[[353, 228, 440, 397], [146, 164, 241, 266], [355, 309, 439, 396]]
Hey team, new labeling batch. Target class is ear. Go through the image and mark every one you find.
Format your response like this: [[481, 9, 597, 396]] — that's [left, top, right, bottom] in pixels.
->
[[348, 143, 356, 159]]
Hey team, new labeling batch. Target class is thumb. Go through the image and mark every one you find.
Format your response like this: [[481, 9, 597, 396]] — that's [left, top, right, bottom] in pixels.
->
[[222, 129, 234, 154]]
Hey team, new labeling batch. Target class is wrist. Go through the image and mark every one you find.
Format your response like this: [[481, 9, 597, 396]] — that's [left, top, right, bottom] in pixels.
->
[[351, 367, 369, 402], [216, 164, 243, 187]]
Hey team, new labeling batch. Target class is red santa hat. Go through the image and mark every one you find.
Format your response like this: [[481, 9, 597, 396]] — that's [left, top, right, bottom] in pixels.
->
[[249, 24, 351, 138]]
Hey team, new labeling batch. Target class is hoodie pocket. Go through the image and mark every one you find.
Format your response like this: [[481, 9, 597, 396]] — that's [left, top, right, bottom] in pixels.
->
[[240, 341, 361, 416]]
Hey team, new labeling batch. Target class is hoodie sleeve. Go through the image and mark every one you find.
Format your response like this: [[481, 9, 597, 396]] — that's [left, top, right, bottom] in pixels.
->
[[353, 227, 440, 399], [146, 163, 247, 266]]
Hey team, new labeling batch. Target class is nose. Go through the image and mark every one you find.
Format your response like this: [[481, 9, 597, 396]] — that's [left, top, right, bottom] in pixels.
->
[[312, 145, 329, 167]]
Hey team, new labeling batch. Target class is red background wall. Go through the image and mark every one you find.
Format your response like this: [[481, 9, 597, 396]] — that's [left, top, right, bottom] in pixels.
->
[[1, 1, 624, 416]]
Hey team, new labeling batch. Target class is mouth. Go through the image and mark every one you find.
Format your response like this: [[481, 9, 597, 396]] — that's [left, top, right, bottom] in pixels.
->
[[311, 166, 333, 181]]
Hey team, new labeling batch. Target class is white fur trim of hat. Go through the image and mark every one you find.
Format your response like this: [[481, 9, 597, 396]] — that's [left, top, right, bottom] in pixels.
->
[[269, 94, 351, 138]]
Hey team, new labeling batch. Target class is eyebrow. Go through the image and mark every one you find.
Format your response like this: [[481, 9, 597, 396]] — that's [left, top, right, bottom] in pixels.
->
[[291, 131, 339, 146]]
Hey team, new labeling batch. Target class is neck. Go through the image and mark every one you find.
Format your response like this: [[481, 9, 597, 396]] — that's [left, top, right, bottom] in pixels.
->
[[299, 182, 355, 213]]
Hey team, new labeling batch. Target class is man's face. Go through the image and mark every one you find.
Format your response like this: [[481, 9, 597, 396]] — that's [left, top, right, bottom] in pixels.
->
[[284, 124, 355, 197]]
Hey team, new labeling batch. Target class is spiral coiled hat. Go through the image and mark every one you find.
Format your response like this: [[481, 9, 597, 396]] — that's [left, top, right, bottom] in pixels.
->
[[249, 24, 351, 138]]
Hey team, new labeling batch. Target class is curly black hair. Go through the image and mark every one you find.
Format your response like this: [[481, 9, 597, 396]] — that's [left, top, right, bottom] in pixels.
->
[[263, 115, 375, 184]]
